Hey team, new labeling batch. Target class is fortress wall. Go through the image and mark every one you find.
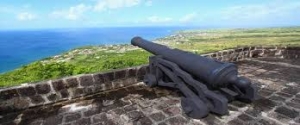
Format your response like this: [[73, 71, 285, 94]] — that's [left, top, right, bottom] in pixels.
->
[[1, 46, 299, 112]]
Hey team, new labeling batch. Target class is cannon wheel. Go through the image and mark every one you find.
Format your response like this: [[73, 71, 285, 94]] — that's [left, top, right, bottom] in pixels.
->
[[143, 74, 158, 87], [181, 97, 209, 119]]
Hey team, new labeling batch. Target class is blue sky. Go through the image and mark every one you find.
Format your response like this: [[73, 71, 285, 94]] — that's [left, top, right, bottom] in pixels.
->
[[0, 0, 300, 29]]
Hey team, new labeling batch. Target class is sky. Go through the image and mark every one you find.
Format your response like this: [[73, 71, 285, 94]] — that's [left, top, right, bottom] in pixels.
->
[[0, 0, 300, 30]]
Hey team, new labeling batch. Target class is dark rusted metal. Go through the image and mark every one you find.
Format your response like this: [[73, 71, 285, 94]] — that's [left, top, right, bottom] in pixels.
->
[[131, 36, 257, 118]]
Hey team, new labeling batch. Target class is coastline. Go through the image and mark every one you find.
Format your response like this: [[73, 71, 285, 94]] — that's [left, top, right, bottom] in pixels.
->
[[1, 26, 300, 87]]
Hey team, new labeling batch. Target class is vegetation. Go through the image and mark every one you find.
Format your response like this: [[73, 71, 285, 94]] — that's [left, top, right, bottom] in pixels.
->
[[1, 27, 300, 87]]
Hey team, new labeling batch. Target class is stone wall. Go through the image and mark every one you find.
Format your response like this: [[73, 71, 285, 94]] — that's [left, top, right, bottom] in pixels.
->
[[202, 46, 300, 62], [1, 46, 299, 112], [0, 65, 149, 112]]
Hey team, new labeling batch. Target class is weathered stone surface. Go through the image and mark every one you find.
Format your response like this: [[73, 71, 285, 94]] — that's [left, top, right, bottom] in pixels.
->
[[93, 73, 104, 84], [165, 116, 187, 125], [124, 105, 137, 112], [73, 88, 84, 97], [269, 95, 286, 102], [30, 95, 45, 104], [127, 111, 144, 121], [35, 83, 51, 94], [127, 68, 137, 77], [84, 107, 101, 117], [0, 89, 19, 100], [83, 87, 94, 95], [18, 86, 36, 97], [274, 106, 299, 118], [79, 75, 94, 87], [44, 115, 63, 125], [65, 112, 81, 122], [237, 114, 254, 123], [102, 72, 114, 83], [52, 79, 65, 91], [150, 112, 166, 122], [163, 106, 181, 116], [255, 119, 280, 125], [74, 118, 91, 125], [137, 66, 147, 78], [92, 113, 108, 124], [227, 119, 244, 125], [47, 94, 58, 101], [60, 89, 69, 98], [114, 69, 126, 79], [65, 77, 79, 88], [13, 97, 30, 109], [281, 86, 299, 95], [138, 117, 153, 125]]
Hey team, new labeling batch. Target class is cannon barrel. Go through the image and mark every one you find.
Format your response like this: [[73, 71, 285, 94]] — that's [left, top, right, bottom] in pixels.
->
[[131, 36, 250, 89]]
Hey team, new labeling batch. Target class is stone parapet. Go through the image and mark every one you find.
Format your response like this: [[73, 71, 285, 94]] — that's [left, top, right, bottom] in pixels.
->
[[0, 65, 149, 112], [1, 46, 299, 112]]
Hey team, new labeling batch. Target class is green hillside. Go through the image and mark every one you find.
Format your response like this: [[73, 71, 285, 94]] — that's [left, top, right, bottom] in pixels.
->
[[1, 27, 300, 87]]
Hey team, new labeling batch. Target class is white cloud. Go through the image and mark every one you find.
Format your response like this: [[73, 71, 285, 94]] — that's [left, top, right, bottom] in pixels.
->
[[51, 4, 91, 20], [147, 16, 172, 23], [221, 1, 300, 21], [16, 12, 36, 21], [180, 12, 197, 23], [94, 0, 141, 11], [145, 0, 153, 6]]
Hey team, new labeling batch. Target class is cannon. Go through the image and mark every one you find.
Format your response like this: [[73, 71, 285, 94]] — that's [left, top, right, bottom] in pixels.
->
[[131, 37, 257, 118]]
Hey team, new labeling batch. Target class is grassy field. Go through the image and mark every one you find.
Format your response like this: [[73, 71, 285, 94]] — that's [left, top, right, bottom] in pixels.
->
[[1, 27, 300, 87]]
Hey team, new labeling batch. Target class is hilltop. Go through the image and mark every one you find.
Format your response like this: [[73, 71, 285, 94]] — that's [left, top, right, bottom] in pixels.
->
[[1, 27, 300, 87]]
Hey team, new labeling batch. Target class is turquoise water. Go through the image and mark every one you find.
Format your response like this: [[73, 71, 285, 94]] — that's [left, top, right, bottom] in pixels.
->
[[0, 27, 194, 73]]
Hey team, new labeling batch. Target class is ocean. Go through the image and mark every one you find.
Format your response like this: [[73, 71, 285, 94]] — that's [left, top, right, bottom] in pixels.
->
[[0, 27, 194, 73]]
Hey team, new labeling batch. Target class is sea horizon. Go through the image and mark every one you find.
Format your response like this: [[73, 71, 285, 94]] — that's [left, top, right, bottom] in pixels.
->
[[0, 26, 199, 73]]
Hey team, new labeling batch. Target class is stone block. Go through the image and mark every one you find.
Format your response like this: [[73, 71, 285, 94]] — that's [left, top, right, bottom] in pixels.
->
[[150, 112, 166, 122], [35, 83, 51, 94], [60, 89, 69, 98], [47, 94, 58, 102], [138, 117, 153, 125], [93, 73, 104, 84], [92, 113, 108, 124], [127, 111, 144, 121], [137, 66, 147, 77], [165, 116, 187, 125], [281, 86, 299, 95], [65, 112, 81, 123], [65, 77, 79, 88], [102, 72, 114, 83], [29, 95, 45, 105], [123, 78, 136, 86], [237, 114, 254, 124], [104, 82, 113, 90], [0, 89, 19, 100], [114, 69, 126, 79], [52, 79, 65, 91], [274, 106, 299, 118], [18, 86, 36, 97], [127, 68, 137, 78], [228, 119, 244, 125], [163, 106, 181, 116], [79, 74, 94, 87], [43, 115, 63, 125], [74, 118, 91, 125], [13, 97, 30, 109], [124, 105, 138, 112], [84, 107, 101, 117], [73, 88, 84, 97], [83, 87, 94, 95]]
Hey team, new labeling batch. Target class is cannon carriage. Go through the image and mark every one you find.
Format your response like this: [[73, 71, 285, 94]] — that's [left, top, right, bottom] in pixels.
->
[[131, 37, 257, 118]]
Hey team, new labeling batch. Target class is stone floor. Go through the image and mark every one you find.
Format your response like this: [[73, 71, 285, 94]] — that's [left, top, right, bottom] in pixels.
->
[[1, 57, 300, 125]]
